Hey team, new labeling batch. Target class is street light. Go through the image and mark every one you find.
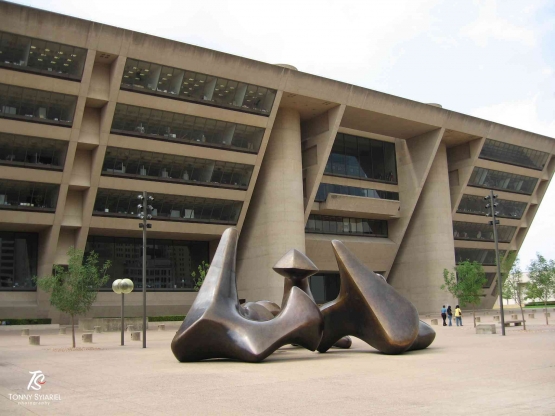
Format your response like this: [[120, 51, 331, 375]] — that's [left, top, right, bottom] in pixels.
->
[[484, 190, 505, 336], [138, 192, 154, 349], [112, 278, 134, 346]]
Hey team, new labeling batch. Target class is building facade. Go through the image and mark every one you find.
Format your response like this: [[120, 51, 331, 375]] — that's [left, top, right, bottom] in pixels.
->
[[0, 3, 553, 322]]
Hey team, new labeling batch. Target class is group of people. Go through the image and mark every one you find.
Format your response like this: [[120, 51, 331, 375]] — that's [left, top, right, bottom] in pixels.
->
[[440, 305, 463, 326]]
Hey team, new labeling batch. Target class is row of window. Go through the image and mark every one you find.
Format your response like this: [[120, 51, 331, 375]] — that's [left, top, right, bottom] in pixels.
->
[[0, 133, 67, 170], [121, 58, 276, 116], [468, 167, 537, 195], [0, 83, 76, 126], [0, 232, 38, 290], [479, 139, 549, 171], [456, 194, 527, 219], [453, 221, 516, 243], [315, 182, 399, 202], [306, 214, 388, 237], [0, 179, 59, 211], [0, 30, 87, 80], [93, 189, 242, 224], [111, 104, 264, 153], [454, 248, 507, 266], [102, 147, 253, 190], [325, 134, 397, 184]]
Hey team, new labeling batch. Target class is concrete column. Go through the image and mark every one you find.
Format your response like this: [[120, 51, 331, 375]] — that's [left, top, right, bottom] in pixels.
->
[[237, 107, 305, 304], [389, 144, 457, 314]]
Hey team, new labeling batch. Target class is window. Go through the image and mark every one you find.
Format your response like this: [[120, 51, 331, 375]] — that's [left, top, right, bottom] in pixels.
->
[[483, 273, 496, 289], [111, 104, 264, 153], [0, 179, 59, 211], [479, 139, 549, 171], [0, 83, 76, 126], [121, 58, 276, 116], [306, 214, 388, 237], [468, 167, 537, 195], [0, 133, 67, 170], [93, 189, 242, 224], [454, 248, 506, 266], [452, 221, 516, 243], [456, 194, 527, 219], [0, 31, 86, 80], [0, 232, 38, 290], [309, 273, 340, 304], [85, 236, 208, 290], [314, 183, 399, 202], [324, 133, 397, 183]]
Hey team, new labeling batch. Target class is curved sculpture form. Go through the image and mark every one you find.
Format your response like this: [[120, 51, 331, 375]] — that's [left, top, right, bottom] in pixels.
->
[[171, 228, 323, 363], [317, 240, 421, 355], [407, 321, 436, 351]]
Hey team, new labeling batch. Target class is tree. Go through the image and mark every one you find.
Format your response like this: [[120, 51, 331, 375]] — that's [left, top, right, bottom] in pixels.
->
[[191, 261, 210, 292], [504, 258, 526, 330], [501, 252, 517, 305], [442, 261, 487, 327], [527, 253, 555, 325], [35, 247, 111, 347]]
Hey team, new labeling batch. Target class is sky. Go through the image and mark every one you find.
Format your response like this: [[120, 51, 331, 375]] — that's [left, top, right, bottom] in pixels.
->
[[11, 0, 555, 269]]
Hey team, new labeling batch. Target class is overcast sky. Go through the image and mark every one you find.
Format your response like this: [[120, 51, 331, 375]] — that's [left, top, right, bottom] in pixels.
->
[[12, 0, 555, 269]]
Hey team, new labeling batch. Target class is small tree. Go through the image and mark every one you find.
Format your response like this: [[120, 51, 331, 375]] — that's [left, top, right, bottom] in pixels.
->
[[527, 253, 555, 325], [501, 252, 517, 305], [35, 247, 111, 347], [504, 258, 526, 330], [442, 261, 487, 327], [191, 261, 210, 292]]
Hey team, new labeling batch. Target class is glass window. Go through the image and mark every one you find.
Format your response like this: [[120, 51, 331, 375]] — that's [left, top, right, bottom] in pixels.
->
[[120, 58, 276, 116], [456, 194, 527, 219], [314, 183, 399, 202], [0, 232, 38, 290], [452, 221, 516, 243], [93, 189, 242, 224], [483, 273, 496, 289], [85, 236, 208, 291], [110, 103, 264, 153], [309, 273, 341, 304], [468, 167, 538, 195], [305, 214, 388, 238], [0, 179, 59, 211], [0, 133, 67, 170], [480, 139, 549, 171], [326, 133, 397, 184], [0, 83, 76, 126], [454, 248, 506, 266], [0, 30, 86, 80]]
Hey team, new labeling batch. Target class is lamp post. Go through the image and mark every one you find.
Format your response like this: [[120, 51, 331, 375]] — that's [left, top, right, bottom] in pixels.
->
[[485, 190, 505, 336], [137, 192, 154, 348], [112, 278, 134, 346]]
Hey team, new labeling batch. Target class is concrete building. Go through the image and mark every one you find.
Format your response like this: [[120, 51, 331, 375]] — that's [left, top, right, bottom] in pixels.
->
[[0, 3, 553, 322]]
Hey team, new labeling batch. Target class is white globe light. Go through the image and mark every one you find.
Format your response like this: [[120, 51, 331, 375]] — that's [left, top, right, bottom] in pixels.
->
[[120, 278, 134, 294], [112, 279, 123, 294]]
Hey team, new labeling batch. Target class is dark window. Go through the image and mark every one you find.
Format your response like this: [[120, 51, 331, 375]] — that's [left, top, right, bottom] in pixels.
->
[[0, 133, 67, 170], [314, 183, 399, 202], [309, 273, 340, 304], [93, 189, 242, 225], [0, 31, 86, 80], [480, 139, 549, 171], [0, 232, 38, 290], [306, 214, 388, 237], [0, 179, 59, 212], [453, 221, 516, 243], [120, 58, 276, 116], [324, 133, 397, 184], [102, 147, 253, 189], [0, 83, 76, 126], [483, 273, 496, 289], [85, 236, 208, 291], [454, 248, 506, 266], [468, 167, 537, 195], [110, 103, 264, 153], [457, 194, 527, 219]]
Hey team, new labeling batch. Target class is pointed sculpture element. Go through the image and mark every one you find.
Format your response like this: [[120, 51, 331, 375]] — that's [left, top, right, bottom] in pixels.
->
[[171, 228, 323, 363], [317, 240, 421, 354]]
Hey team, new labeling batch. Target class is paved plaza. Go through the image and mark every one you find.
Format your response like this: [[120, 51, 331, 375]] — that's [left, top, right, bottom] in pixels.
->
[[1, 314, 554, 416]]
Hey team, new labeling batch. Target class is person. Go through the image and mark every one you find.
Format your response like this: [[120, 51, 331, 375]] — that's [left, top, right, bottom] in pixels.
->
[[455, 305, 463, 326], [441, 305, 447, 326], [447, 305, 453, 326]]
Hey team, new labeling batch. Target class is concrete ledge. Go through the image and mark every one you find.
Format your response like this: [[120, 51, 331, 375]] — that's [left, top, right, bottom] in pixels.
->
[[79, 317, 147, 332], [476, 324, 496, 334], [0, 324, 60, 331]]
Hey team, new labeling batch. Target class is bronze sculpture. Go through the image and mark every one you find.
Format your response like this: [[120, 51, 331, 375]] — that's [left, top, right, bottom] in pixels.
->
[[171, 228, 435, 363]]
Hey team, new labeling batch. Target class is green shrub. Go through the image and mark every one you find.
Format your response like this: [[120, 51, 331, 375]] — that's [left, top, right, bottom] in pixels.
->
[[525, 301, 555, 307], [148, 315, 186, 322], [1, 319, 52, 325]]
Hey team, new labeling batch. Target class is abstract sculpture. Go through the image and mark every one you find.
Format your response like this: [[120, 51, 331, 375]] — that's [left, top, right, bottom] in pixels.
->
[[171, 227, 435, 363]]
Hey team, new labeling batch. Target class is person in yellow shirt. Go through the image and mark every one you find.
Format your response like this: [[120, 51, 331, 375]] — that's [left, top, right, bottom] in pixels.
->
[[454, 305, 463, 326]]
